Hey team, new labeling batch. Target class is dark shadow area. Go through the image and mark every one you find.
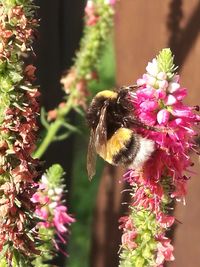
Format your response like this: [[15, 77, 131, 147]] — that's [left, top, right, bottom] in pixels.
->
[[167, 1, 200, 69], [90, 165, 131, 267], [167, 0, 183, 54]]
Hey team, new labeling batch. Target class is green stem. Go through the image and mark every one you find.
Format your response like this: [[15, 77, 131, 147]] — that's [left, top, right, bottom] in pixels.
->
[[33, 119, 63, 159], [33, 94, 74, 159]]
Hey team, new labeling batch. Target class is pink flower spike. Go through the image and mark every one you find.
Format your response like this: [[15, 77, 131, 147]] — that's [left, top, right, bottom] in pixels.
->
[[164, 94, 177, 106], [157, 109, 170, 125]]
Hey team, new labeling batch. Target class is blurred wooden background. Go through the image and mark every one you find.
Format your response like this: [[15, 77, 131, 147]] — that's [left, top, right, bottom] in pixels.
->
[[92, 1, 200, 267]]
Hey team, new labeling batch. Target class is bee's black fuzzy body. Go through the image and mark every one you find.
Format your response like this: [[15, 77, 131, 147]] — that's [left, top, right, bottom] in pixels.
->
[[86, 89, 133, 139], [86, 88, 155, 180]]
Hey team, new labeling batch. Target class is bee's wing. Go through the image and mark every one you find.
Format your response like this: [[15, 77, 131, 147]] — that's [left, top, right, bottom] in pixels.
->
[[94, 102, 108, 153], [87, 102, 108, 181], [87, 129, 97, 181]]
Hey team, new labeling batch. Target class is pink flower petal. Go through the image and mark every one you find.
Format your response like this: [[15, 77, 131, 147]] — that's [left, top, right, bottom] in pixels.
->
[[172, 88, 187, 101], [146, 58, 158, 76], [157, 109, 170, 125], [157, 72, 167, 80], [155, 89, 166, 99], [164, 94, 177, 105], [140, 100, 158, 111], [168, 82, 180, 93], [158, 80, 168, 90], [137, 78, 146, 86]]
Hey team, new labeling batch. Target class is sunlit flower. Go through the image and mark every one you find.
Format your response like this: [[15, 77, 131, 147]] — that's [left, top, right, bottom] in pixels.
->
[[120, 49, 199, 266]]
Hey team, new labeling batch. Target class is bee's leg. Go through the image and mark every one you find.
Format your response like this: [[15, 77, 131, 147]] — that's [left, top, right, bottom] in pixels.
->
[[124, 116, 164, 132], [116, 84, 138, 92]]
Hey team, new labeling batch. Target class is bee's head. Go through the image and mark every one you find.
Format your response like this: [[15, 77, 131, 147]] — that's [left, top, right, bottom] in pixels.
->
[[117, 88, 134, 111]]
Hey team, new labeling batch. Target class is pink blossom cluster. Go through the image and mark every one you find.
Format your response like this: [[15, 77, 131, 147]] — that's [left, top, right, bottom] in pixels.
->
[[85, 0, 116, 26], [32, 175, 75, 246], [120, 52, 200, 266], [105, 0, 116, 6], [133, 57, 200, 198], [121, 172, 175, 266], [85, 1, 99, 26], [0, 5, 37, 58], [0, 2, 41, 259]]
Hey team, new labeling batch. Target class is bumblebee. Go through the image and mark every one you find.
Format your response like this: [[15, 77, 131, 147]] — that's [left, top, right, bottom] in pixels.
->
[[86, 87, 155, 180]]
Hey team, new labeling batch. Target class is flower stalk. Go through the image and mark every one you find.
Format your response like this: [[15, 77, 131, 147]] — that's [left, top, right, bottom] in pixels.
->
[[34, 0, 116, 159], [0, 0, 41, 265], [32, 164, 75, 266], [119, 49, 200, 267]]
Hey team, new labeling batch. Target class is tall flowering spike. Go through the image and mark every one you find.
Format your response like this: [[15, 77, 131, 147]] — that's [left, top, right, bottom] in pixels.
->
[[32, 164, 75, 266], [34, 0, 116, 160], [60, 0, 115, 109], [119, 48, 200, 267], [0, 0, 41, 265]]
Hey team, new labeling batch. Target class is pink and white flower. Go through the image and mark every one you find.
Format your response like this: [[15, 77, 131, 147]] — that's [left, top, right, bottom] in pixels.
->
[[120, 49, 199, 266]]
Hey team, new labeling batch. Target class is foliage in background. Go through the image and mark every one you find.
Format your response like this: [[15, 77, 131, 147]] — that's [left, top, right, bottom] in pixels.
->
[[34, 0, 116, 160], [0, 0, 40, 265], [0, 0, 117, 266], [119, 49, 200, 267]]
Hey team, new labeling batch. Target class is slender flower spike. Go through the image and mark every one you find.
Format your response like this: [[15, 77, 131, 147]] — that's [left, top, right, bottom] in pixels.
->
[[32, 164, 75, 266], [60, 0, 115, 109], [119, 49, 200, 267], [34, 0, 116, 160], [0, 0, 41, 265]]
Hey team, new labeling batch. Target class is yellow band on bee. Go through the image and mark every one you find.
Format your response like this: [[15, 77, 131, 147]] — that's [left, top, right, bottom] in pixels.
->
[[96, 90, 117, 99], [97, 128, 133, 164]]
